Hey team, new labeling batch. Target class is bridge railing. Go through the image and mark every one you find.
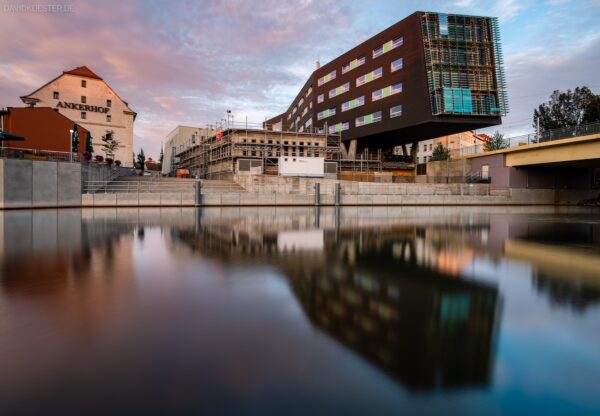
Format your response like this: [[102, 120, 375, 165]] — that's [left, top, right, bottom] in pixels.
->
[[452, 121, 600, 158], [505, 120, 600, 148]]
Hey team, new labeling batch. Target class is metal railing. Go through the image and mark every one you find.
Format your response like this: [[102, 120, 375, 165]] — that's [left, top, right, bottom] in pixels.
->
[[82, 180, 247, 194], [0, 146, 80, 162]]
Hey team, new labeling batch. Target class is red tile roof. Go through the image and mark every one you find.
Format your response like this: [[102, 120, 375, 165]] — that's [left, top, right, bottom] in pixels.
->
[[63, 66, 103, 80]]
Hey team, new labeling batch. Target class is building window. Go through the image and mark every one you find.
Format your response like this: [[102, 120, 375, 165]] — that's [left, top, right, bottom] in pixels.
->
[[317, 93, 324, 103], [391, 58, 403, 72], [306, 86, 313, 96], [372, 82, 403, 101], [53, 91, 59, 99], [329, 82, 350, 98], [299, 97, 305, 107], [107, 114, 112, 122], [373, 36, 403, 58], [107, 99, 112, 107], [342, 96, 365, 112], [355, 111, 382, 127], [81, 80, 87, 88], [390, 105, 402, 118], [81, 96, 87, 103], [317, 70, 336, 86], [342, 56, 365, 74], [317, 107, 336, 120], [81, 112, 87, 119], [356, 67, 382, 87], [329, 121, 350, 133]]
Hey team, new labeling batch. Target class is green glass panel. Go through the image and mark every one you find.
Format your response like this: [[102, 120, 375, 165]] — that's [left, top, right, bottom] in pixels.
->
[[364, 114, 373, 124], [382, 40, 392, 53]]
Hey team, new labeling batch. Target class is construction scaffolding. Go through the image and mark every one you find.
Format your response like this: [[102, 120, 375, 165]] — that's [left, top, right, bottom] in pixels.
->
[[175, 122, 345, 179], [421, 12, 509, 117]]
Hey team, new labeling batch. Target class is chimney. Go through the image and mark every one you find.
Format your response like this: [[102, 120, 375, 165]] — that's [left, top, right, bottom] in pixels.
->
[[315, 60, 320, 70]]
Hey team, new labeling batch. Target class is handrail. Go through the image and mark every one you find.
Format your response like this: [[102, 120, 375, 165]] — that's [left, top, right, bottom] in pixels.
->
[[0, 146, 81, 162]]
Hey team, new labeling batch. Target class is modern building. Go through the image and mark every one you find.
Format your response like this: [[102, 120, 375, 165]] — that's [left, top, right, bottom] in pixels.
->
[[162, 125, 207, 175], [267, 11, 507, 157], [0, 106, 90, 156], [20, 66, 136, 166]]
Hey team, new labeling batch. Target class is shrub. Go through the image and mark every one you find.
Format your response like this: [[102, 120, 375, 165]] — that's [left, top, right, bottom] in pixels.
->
[[94, 155, 104, 163]]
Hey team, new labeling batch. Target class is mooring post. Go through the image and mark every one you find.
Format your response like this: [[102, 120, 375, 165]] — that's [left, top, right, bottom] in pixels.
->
[[315, 182, 320, 206], [335, 182, 341, 206], [195, 181, 202, 206]]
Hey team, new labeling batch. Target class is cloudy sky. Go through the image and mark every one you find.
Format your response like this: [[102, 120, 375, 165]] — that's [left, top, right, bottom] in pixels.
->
[[1, 0, 599, 157]]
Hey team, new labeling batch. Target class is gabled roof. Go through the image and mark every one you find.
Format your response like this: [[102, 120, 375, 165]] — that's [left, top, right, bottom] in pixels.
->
[[63, 66, 103, 80], [20, 66, 137, 120]]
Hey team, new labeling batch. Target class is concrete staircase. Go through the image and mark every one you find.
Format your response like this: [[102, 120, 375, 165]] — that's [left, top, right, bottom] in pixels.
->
[[89, 177, 246, 194]]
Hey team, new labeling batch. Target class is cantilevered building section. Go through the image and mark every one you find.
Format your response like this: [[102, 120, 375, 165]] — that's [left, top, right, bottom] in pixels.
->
[[267, 11, 508, 153]]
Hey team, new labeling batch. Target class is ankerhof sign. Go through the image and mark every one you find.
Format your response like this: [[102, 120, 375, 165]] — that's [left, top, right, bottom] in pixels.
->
[[56, 101, 110, 113]]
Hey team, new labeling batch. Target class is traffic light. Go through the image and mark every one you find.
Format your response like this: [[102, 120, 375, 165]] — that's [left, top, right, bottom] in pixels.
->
[[71, 125, 79, 153]]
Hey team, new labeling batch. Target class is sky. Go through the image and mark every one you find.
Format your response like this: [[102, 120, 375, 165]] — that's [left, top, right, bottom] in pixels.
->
[[1, 0, 599, 158]]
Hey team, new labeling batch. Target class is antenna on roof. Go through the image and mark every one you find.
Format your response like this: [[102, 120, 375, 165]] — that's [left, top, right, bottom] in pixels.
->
[[316, 54, 320, 70]]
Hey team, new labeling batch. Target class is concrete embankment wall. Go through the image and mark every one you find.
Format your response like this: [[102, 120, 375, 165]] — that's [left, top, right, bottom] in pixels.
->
[[0, 158, 81, 209]]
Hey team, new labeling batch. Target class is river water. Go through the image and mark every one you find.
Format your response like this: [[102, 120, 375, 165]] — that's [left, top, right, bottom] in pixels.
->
[[1, 207, 599, 415]]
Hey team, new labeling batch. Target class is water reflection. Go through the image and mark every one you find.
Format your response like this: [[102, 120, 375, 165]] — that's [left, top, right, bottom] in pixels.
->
[[1, 207, 599, 414], [175, 215, 502, 391]]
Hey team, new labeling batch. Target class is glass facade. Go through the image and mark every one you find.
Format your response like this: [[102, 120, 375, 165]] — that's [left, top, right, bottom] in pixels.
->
[[421, 12, 508, 116]]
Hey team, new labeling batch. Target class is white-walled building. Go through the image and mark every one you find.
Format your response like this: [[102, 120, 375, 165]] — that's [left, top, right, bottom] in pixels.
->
[[162, 125, 206, 175], [395, 131, 486, 163], [20, 66, 136, 166]]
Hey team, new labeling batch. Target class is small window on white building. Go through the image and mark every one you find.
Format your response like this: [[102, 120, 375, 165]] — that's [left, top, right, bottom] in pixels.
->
[[107, 114, 111, 122], [81, 96, 87, 104], [106, 99, 112, 107], [53, 91, 59, 99], [81, 112, 87, 119], [81, 80, 87, 88]]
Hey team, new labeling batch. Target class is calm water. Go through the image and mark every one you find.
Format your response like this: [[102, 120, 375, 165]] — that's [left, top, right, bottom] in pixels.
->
[[1, 207, 599, 415]]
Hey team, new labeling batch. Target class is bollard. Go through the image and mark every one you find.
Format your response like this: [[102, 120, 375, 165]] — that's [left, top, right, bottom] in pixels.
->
[[314, 183, 320, 206], [195, 181, 202, 206], [335, 183, 341, 206]]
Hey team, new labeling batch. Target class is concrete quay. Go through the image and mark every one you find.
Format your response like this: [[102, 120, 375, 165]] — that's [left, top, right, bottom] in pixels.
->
[[1, 159, 597, 209]]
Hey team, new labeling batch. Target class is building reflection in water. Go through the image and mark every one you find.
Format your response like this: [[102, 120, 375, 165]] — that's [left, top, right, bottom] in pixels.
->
[[174, 210, 502, 391], [0, 209, 137, 339], [2, 206, 599, 395]]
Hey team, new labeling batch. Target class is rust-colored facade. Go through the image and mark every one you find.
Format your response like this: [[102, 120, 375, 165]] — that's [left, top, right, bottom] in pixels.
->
[[268, 11, 507, 152], [0, 107, 89, 154]]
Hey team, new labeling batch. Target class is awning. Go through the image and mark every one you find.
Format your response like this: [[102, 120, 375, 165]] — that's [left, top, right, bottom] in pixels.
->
[[0, 130, 25, 141]]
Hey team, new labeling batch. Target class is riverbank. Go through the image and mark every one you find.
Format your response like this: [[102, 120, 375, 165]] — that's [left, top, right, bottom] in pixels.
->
[[1, 158, 598, 209]]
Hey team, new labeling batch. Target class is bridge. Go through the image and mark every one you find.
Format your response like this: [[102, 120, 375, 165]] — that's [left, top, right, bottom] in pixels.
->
[[465, 122, 600, 190]]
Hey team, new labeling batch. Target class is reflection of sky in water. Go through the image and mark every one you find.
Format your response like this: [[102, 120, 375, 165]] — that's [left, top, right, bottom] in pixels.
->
[[0, 207, 599, 415]]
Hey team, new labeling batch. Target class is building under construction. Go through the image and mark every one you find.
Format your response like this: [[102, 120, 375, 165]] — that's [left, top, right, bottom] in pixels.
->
[[173, 123, 415, 180], [174, 124, 340, 179]]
